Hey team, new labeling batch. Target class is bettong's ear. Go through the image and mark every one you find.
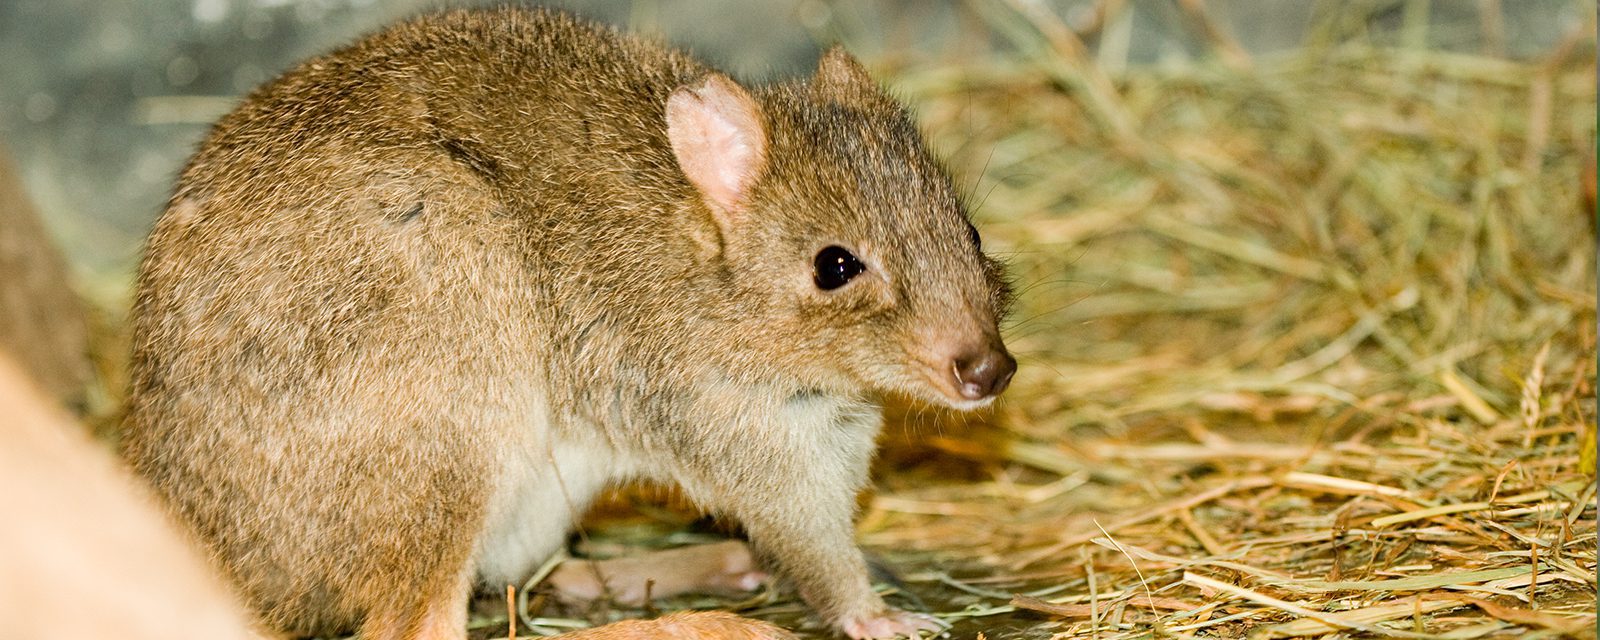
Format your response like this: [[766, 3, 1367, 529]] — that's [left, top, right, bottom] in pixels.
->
[[816, 46, 873, 88], [666, 73, 768, 234], [814, 46, 888, 107]]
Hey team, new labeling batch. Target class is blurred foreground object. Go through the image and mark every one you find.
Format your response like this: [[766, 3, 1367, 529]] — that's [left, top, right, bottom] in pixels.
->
[[0, 149, 91, 409], [0, 356, 260, 639]]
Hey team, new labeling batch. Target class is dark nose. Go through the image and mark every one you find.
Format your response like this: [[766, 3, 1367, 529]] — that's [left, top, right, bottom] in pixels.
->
[[952, 348, 1017, 400]]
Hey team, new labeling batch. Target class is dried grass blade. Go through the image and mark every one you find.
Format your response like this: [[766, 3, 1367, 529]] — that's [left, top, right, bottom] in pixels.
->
[[1012, 476, 1274, 568], [1010, 594, 1197, 618], [1263, 596, 1471, 638], [1281, 471, 1411, 498], [1274, 565, 1536, 593], [1184, 571, 1449, 638], [1438, 369, 1503, 424], [1142, 213, 1329, 282], [1459, 597, 1596, 633], [1372, 501, 1493, 527]]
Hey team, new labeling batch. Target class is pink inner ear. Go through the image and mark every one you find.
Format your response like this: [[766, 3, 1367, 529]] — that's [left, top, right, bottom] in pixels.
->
[[667, 75, 767, 214]]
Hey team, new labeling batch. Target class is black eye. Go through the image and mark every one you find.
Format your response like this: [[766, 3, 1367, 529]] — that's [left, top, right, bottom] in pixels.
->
[[813, 245, 865, 290], [967, 223, 982, 249]]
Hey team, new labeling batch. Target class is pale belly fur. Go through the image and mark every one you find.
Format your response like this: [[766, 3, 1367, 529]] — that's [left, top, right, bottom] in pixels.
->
[[473, 421, 626, 589]]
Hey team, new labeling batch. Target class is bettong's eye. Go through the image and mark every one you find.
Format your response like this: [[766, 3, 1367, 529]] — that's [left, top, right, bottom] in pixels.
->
[[813, 245, 865, 290], [967, 222, 982, 250]]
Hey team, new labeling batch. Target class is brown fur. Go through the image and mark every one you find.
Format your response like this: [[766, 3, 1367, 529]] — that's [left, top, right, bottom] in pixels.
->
[[124, 8, 1010, 639]]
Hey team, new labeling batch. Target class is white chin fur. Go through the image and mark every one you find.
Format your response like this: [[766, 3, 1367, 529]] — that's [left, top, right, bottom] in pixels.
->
[[940, 395, 996, 412]]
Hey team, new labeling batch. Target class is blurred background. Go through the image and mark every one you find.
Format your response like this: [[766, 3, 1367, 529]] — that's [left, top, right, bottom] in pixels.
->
[[0, 0, 1586, 303]]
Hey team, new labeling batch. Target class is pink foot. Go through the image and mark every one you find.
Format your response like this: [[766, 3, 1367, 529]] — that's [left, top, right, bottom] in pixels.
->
[[841, 609, 946, 640], [547, 540, 767, 605]]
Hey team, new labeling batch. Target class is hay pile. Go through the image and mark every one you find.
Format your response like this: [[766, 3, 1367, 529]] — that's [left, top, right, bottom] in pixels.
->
[[537, 5, 1597, 639], [836, 4, 1597, 639]]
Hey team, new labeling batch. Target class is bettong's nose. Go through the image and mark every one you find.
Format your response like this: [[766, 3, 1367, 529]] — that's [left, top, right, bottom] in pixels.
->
[[951, 347, 1016, 400]]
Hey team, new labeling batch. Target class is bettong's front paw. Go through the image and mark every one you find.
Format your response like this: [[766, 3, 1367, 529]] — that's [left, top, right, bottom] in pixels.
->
[[840, 608, 947, 640]]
